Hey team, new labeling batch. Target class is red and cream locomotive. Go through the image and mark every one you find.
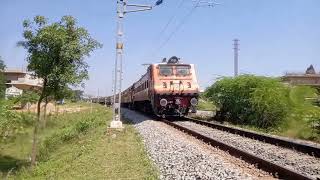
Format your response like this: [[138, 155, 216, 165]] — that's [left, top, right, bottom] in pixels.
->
[[121, 56, 200, 117]]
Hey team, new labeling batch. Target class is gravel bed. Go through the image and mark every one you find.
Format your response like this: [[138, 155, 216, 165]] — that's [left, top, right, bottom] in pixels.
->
[[122, 109, 270, 180], [200, 119, 320, 148], [189, 110, 215, 119], [175, 121, 320, 179]]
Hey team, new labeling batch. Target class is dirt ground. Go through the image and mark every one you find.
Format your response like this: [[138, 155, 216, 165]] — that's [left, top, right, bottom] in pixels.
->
[[15, 102, 88, 114]]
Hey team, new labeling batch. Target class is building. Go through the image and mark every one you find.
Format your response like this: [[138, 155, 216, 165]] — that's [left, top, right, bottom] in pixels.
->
[[4, 68, 42, 98], [282, 65, 320, 87]]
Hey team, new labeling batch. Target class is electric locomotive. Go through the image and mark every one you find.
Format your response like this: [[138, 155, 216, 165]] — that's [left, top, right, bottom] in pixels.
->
[[121, 56, 200, 117]]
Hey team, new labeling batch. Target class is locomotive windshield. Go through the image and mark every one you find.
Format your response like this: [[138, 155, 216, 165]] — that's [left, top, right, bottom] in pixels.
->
[[176, 66, 191, 76], [159, 66, 173, 76]]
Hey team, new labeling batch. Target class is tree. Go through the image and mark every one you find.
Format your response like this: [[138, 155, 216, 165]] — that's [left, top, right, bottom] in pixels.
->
[[0, 56, 6, 99], [18, 15, 102, 167], [13, 90, 39, 109]]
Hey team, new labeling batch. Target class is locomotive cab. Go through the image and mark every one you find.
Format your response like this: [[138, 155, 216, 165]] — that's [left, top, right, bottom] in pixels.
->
[[150, 57, 200, 116]]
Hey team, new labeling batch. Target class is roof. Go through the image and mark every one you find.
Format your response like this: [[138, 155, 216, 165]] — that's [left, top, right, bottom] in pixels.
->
[[6, 82, 42, 90], [283, 74, 320, 78], [4, 69, 27, 74]]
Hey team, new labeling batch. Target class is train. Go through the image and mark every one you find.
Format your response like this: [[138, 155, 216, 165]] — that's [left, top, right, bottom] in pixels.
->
[[93, 56, 200, 117]]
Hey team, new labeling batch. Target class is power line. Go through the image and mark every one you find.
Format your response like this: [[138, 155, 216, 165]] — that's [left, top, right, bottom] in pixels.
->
[[150, 0, 205, 57], [155, 0, 186, 41], [153, 1, 200, 56], [142, 0, 186, 60]]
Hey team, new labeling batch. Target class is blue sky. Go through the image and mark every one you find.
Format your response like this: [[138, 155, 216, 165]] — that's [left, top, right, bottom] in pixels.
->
[[1, 0, 319, 96]]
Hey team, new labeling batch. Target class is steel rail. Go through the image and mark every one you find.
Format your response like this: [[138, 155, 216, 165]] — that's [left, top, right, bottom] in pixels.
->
[[161, 119, 314, 180], [183, 117, 320, 158]]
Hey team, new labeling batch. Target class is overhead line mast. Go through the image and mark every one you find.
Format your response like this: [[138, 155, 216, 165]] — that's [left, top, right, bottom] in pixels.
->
[[233, 39, 239, 77], [110, 0, 163, 129]]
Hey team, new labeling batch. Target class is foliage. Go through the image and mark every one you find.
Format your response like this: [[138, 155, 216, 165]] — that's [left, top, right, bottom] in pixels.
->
[[281, 86, 320, 140], [70, 89, 84, 102], [18, 15, 102, 165], [205, 76, 320, 141], [0, 100, 34, 142], [18, 15, 102, 100], [0, 56, 6, 70], [12, 90, 39, 108], [205, 75, 290, 128], [0, 56, 6, 99], [55, 88, 84, 102], [197, 98, 216, 111]]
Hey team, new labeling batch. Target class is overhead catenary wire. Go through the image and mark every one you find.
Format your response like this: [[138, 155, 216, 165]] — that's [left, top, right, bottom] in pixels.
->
[[141, 0, 187, 61], [155, 0, 186, 41], [150, 0, 202, 57]]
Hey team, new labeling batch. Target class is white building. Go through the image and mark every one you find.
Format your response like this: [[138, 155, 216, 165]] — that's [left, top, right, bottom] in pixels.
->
[[4, 68, 42, 98]]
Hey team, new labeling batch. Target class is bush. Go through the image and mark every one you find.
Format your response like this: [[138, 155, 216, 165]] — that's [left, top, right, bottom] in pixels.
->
[[205, 75, 290, 128], [0, 100, 23, 141]]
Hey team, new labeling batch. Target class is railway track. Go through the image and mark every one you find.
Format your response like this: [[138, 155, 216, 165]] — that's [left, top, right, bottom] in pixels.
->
[[160, 118, 317, 180], [183, 117, 320, 158]]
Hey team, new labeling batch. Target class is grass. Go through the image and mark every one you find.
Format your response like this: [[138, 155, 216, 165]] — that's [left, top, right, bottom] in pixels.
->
[[1, 103, 158, 179], [197, 98, 216, 111]]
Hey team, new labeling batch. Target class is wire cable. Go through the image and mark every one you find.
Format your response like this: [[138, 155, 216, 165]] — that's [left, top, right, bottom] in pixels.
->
[[155, 0, 186, 41], [151, 0, 201, 57]]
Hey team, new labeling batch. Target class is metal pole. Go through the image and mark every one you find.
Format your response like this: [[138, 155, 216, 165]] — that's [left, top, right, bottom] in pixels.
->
[[118, 40, 123, 118], [110, 0, 125, 128], [233, 39, 239, 77], [110, 0, 156, 129]]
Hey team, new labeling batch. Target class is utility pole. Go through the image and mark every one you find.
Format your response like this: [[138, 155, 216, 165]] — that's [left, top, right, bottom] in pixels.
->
[[233, 39, 239, 77], [110, 0, 163, 129]]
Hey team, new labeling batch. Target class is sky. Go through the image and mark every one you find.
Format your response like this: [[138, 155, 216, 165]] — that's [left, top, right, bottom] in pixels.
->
[[1, 0, 319, 96]]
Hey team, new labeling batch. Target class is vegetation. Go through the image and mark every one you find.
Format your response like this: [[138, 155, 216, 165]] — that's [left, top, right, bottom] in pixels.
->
[[12, 91, 39, 109], [205, 75, 320, 141], [205, 75, 290, 128], [278, 86, 320, 140], [1, 104, 158, 179], [0, 56, 6, 99], [0, 100, 30, 142], [18, 15, 102, 166], [197, 96, 216, 111]]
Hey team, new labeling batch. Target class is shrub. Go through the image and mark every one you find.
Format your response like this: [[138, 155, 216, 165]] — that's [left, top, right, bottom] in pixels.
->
[[205, 75, 290, 128], [0, 100, 23, 141], [250, 81, 290, 127]]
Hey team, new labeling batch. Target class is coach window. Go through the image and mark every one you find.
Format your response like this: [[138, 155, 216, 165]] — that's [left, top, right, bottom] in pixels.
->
[[176, 65, 191, 76], [159, 65, 173, 76]]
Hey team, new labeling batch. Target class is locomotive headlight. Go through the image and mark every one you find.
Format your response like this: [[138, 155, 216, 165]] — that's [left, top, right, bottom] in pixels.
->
[[190, 98, 198, 106], [160, 98, 168, 106]]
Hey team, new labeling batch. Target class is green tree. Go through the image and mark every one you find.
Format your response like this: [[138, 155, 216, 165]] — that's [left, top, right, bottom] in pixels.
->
[[13, 90, 39, 109], [18, 15, 102, 166], [0, 56, 6, 99]]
